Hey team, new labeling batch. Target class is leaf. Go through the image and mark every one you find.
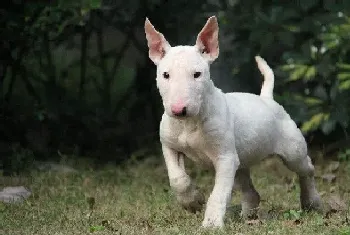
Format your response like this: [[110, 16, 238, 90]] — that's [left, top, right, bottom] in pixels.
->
[[321, 173, 336, 183], [325, 194, 347, 217], [245, 219, 262, 226], [289, 209, 301, 220], [282, 209, 303, 226], [304, 97, 323, 106], [283, 219, 303, 227], [301, 113, 330, 133], [89, 225, 105, 232], [337, 63, 350, 70], [321, 33, 340, 50], [280, 64, 296, 71], [337, 73, 350, 81], [289, 65, 308, 81], [326, 161, 340, 173], [284, 209, 302, 220], [304, 66, 316, 80], [339, 80, 350, 91]]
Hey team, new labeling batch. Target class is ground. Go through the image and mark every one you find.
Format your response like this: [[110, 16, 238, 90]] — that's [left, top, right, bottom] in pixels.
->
[[1, 155, 350, 235]]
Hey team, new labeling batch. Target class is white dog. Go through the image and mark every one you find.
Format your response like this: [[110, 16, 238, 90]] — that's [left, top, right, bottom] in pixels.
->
[[144, 16, 322, 228]]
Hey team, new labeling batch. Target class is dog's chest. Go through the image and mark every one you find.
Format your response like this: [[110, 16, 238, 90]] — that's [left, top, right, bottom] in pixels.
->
[[177, 125, 202, 149], [161, 120, 217, 165]]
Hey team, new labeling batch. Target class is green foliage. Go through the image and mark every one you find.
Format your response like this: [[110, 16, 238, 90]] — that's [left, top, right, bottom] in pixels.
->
[[283, 209, 303, 220], [338, 227, 350, 235], [89, 225, 105, 232], [223, 0, 350, 139], [277, 10, 350, 135], [2, 0, 350, 164], [338, 149, 350, 162]]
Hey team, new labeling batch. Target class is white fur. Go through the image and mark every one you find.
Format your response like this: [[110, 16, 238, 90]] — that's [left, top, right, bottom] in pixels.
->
[[145, 16, 321, 228], [255, 56, 274, 99]]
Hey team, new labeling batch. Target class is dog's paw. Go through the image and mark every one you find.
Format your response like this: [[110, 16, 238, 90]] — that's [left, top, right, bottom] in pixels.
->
[[201, 217, 224, 228], [301, 193, 323, 212], [177, 188, 205, 213]]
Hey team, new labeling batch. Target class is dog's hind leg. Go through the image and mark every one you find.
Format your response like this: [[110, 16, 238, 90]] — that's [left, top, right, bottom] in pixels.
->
[[162, 145, 205, 212], [275, 121, 322, 211], [235, 168, 260, 218]]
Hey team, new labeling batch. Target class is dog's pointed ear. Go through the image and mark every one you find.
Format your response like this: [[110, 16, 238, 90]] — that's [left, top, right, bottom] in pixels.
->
[[145, 18, 171, 65], [195, 16, 219, 63]]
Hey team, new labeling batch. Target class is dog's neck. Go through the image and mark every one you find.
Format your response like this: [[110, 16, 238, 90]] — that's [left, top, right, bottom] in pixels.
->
[[199, 79, 226, 121]]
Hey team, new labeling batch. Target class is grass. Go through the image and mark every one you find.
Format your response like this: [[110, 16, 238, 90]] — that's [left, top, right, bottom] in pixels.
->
[[1, 156, 350, 235]]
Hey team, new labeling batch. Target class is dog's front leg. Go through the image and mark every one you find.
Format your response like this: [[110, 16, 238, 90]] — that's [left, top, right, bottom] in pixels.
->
[[202, 153, 239, 228], [162, 145, 205, 212]]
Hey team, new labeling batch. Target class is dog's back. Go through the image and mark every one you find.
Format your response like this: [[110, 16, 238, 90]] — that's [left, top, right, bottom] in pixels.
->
[[224, 92, 293, 166]]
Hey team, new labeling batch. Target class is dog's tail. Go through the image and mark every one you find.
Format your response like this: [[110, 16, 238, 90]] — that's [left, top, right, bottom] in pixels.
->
[[255, 56, 274, 99]]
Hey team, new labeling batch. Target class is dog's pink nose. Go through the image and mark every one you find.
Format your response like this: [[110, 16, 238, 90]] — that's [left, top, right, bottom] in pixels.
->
[[171, 102, 187, 116]]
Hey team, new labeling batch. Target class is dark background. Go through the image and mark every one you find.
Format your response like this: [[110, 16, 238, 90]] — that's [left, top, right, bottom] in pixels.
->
[[1, 0, 350, 174]]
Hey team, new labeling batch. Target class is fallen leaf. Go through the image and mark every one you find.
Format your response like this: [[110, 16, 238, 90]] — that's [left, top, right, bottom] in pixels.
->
[[101, 220, 119, 232], [324, 194, 347, 218], [283, 219, 303, 227], [247, 212, 259, 220], [283, 176, 293, 184], [343, 214, 350, 225], [330, 186, 337, 193], [326, 161, 340, 173], [245, 219, 262, 226], [101, 220, 110, 226], [321, 174, 336, 183], [293, 219, 302, 225], [287, 183, 297, 192], [328, 194, 347, 211]]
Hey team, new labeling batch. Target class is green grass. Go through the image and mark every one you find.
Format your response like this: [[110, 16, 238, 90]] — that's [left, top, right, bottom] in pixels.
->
[[1, 157, 350, 235]]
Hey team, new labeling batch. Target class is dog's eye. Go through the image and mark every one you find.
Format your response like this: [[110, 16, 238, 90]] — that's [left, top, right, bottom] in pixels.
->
[[163, 72, 170, 79], [194, 72, 201, 78]]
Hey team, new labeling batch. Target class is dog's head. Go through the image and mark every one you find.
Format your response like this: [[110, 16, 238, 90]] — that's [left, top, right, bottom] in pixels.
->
[[145, 16, 219, 118]]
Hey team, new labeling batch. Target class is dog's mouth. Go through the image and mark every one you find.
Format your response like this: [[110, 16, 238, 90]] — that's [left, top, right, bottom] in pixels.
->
[[168, 109, 199, 119], [169, 112, 189, 119]]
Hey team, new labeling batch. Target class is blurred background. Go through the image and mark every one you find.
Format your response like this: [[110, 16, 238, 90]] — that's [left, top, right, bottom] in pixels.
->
[[1, 0, 350, 175]]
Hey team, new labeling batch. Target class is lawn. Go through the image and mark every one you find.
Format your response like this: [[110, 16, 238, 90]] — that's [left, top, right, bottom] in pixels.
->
[[1, 156, 350, 235]]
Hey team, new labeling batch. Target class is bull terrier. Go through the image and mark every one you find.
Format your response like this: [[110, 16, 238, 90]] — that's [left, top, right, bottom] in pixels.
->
[[144, 16, 321, 228]]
